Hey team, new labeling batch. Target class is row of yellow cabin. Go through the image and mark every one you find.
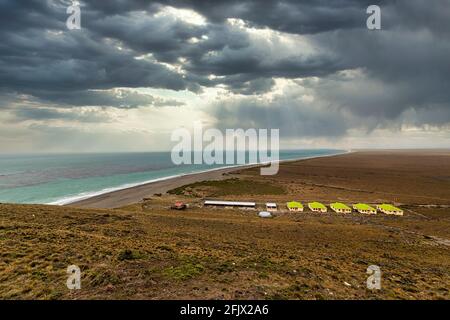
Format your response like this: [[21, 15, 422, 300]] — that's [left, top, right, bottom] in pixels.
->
[[285, 201, 403, 216]]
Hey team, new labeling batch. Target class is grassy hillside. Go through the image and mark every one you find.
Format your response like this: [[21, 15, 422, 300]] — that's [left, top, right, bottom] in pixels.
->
[[1, 200, 449, 300]]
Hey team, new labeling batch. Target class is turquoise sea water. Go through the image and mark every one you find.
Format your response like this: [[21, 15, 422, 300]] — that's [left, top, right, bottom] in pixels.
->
[[0, 150, 345, 205]]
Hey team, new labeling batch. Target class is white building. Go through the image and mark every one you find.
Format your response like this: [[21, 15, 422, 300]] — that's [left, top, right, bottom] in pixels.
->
[[204, 200, 256, 208]]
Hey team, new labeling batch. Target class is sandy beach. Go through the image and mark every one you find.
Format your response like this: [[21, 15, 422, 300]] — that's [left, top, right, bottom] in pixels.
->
[[68, 164, 261, 209]]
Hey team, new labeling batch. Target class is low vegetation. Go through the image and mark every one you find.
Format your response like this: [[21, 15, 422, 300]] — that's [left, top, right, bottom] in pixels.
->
[[167, 178, 286, 197], [0, 202, 449, 300]]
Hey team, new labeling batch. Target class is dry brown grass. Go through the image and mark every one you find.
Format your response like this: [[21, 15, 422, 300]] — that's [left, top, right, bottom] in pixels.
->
[[0, 201, 449, 300]]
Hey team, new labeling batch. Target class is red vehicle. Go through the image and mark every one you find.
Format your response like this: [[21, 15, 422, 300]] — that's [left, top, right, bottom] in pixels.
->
[[171, 201, 187, 210]]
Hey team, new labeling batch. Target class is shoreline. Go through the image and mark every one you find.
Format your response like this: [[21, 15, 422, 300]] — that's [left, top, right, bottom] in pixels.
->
[[66, 150, 349, 209]]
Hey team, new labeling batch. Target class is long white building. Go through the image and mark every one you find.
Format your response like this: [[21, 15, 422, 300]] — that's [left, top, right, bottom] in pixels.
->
[[204, 200, 256, 208]]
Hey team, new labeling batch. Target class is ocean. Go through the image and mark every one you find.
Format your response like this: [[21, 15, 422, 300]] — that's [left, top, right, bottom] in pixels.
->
[[0, 150, 344, 205]]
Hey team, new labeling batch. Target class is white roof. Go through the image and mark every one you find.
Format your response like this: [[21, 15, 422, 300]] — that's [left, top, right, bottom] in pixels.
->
[[259, 211, 272, 218], [204, 200, 256, 207], [266, 202, 277, 207]]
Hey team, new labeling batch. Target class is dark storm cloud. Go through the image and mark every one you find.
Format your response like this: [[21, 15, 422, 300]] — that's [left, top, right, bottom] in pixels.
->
[[1, 88, 183, 125], [26, 89, 185, 108], [0, 0, 353, 107], [83, 8, 346, 93], [86, 9, 208, 63], [0, 0, 449, 132], [11, 107, 112, 123], [306, 27, 450, 122], [0, 27, 190, 93], [0, 1, 194, 110], [226, 78, 276, 95], [201, 0, 450, 132], [0, 0, 64, 31], [162, 0, 385, 34], [211, 95, 349, 138], [88, 0, 385, 34]]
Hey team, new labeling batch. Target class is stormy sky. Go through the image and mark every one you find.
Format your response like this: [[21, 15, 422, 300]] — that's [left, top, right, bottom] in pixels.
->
[[0, 0, 449, 152]]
